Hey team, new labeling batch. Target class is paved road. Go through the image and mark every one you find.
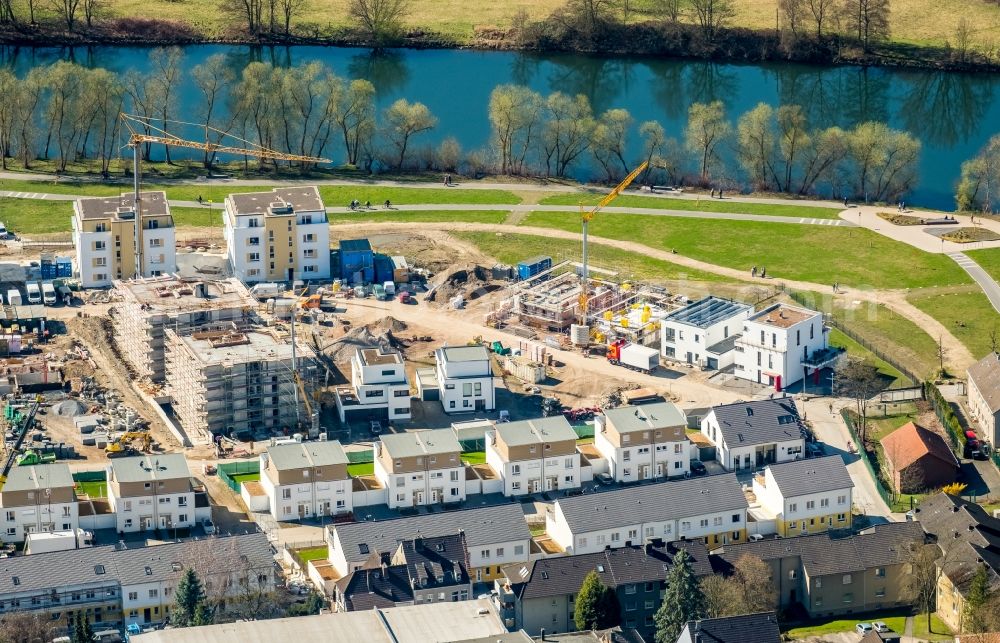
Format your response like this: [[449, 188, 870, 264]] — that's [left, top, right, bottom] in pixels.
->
[[949, 251, 1000, 314]]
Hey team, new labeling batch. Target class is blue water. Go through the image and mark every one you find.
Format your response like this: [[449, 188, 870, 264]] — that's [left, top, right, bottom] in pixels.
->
[[3, 44, 998, 210]]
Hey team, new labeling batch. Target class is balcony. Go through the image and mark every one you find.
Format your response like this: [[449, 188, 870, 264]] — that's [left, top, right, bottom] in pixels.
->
[[801, 346, 845, 369]]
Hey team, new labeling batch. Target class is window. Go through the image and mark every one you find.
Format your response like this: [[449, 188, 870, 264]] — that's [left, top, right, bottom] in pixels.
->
[[481, 549, 490, 559], [789, 570, 797, 579], [713, 516, 722, 526], [514, 545, 524, 556], [496, 547, 504, 557], [94, 257, 107, 267], [149, 589, 158, 598], [875, 567, 885, 577], [842, 574, 852, 585], [281, 489, 291, 499], [462, 383, 473, 397], [248, 237, 260, 246], [788, 521, 797, 529], [303, 264, 317, 273], [512, 464, 521, 475], [248, 252, 260, 262], [303, 233, 315, 243], [674, 461, 682, 469], [625, 585, 636, 595], [815, 577, 822, 588], [4, 511, 12, 521], [789, 503, 797, 513], [128, 592, 138, 601], [94, 240, 106, 250], [875, 588, 886, 597], [842, 592, 853, 604], [820, 498, 829, 508], [394, 390, 409, 397], [565, 457, 574, 469], [611, 532, 621, 542], [149, 238, 162, 248], [674, 443, 683, 453], [732, 513, 741, 523], [837, 495, 847, 505], [806, 500, 815, 510], [699, 518, 709, 528], [837, 513, 847, 522]]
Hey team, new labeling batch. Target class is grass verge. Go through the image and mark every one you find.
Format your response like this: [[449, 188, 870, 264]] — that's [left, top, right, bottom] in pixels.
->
[[907, 285, 998, 360], [827, 328, 909, 386], [1, 198, 72, 234], [75, 481, 107, 498], [966, 247, 1000, 283], [331, 210, 508, 225], [520, 212, 970, 290], [541, 193, 841, 218]]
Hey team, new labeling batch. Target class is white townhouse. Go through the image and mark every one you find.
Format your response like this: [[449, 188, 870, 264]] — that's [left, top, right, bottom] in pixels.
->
[[434, 345, 496, 414], [701, 398, 806, 472], [107, 454, 196, 533], [374, 429, 466, 509], [967, 352, 1000, 448], [661, 296, 752, 369], [327, 503, 531, 583], [734, 303, 837, 392], [595, 402, 689, 483], [752, 455, 855, 537], [334, 347, 412, 423], [260, 441, 353, 520], [0, 464, 78, 542], [545, 473, 750, 554], [223, 186, 330, 283], [486, 416, 580, 496]]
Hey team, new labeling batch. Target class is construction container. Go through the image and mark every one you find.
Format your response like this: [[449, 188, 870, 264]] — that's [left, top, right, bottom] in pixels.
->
[[517, 256, 552, 280], [502, 355, 546, 383], [56, 258, 72, 278]]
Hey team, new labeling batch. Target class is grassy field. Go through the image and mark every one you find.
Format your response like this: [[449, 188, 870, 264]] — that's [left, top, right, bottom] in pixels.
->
[[75, 480, 107, 498], [827, 328, 910, 386], [295, 546, 329, 565], [172, 206, 222, 228], [907, 285, 998, 360], [331, 210, 509, 225], [966, 247, 1000, 283], [230, 472, 260, 486], [867, 404, 919, 442], [785, 610, 950, 641], [347, 462, 374, 477], [461, 451, 487, 465], [521, 212, 970, 290], [453, 231, 729, 284], [2, 198, 72, 234], [541, 193, 841, 218]]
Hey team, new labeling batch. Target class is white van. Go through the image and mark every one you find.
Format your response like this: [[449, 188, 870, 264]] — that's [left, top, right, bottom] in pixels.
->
[[383, 281, 396, 299], [41, 281, 56, 305], [6, 289, 21, 306], [25, 282, 41, 304], [249, 282, 283, 299]]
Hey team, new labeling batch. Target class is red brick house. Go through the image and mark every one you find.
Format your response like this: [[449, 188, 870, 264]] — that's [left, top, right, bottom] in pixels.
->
[[880, 421, 959, 494]]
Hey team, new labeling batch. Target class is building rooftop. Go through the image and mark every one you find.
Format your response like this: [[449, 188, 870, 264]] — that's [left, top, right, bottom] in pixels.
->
[[228, 186, 324, 216], [554, 473, 748, 535], [266, 441, 349, 471], [880, 422, 960, 471], [438, 345, 491, 363], [968, 352, 1000, 413], [110, 453, 190, 484], [379, 429, 461, 460], [115, 276, 255, 314], [746, 303, 819, 329], [340, 238, 373, 253], [1, 463, 74, 494], [912, 493, 1000, 590], [495, 415, 578, 448], [76, 192, 170, 221], [678, 612, 782, 643], [707, 398, 805, 448], [764, 455, 854, 498], [664, 296, 751, 329], [331, 504, 530, 564], [603, 402, 687, 436], [359, 347, 404, 366], [174, 329, 314, 367]]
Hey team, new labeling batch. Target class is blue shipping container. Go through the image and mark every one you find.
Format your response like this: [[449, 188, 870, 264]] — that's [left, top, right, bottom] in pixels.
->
[[516, 255, 552, 280], [56, 261, 72, 278], [40, 264, 57, 279]]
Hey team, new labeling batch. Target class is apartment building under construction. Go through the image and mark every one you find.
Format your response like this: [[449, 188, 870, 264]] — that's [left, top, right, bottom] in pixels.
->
[[112, 276, 259, 384], [165, 327, 318, 439]]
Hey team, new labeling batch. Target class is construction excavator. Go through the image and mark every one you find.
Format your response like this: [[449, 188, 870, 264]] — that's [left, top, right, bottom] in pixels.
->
[[0, 398, 41, 491], [105, 431, 152, 458]]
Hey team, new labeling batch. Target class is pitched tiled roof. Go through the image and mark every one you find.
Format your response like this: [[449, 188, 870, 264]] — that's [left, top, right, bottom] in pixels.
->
[[968, 352, 1000, 413], [880, 422, 959, 470], [679, 612, 781, 643], [913, 493, 1000, 590], [708, 399, 805, 448], [766, 455, 854, 498], [335, 563, 413, 611], [395, 533, 470, 589]]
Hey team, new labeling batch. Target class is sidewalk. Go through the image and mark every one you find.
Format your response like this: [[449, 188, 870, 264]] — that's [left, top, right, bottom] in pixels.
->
[[839, 206, 1000, 253]]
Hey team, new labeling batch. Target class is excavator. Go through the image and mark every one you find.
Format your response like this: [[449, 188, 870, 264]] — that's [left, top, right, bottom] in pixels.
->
[[105, 431, 152, 458], [0, 398, 41, 491]]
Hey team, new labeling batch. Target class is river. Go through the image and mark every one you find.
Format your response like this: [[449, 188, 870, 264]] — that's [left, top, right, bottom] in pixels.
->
[[3, 44, 999, 210]]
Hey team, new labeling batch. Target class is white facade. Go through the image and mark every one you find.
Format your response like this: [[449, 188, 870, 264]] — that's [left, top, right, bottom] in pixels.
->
[[751, 458, 855, 536], [376, 462, 466, 509], [701, 414, 805, 472], [485, 417, 581, 497], [594, 403, 690, 483], [734, 303, 828, 390], [0, 500, 78, 543], [335, 348, 411, 423], [435, 346, 496, 414], [259, 464, 352, 521], [661, 296, 752, 369], [106, 456, 196, 534], [486, 448, 581, 496], [374, 429, 465, 509], [968, 354, 1000, 448]]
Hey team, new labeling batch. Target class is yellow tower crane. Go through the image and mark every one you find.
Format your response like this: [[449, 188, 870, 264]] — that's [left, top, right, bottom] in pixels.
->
[[578, 161, 647, 324], [119, 113, 331, 280]]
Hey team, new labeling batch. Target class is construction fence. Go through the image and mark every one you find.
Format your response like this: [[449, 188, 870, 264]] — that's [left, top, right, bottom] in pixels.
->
[[218, 460, 260, 493], [72, 470, 106, 483], [346, 449, 374, 464], [840, 409, 894, 509]]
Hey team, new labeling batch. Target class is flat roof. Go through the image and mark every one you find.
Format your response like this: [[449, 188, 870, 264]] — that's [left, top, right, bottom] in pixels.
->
[[228, 186, 324, 216], [379, 429, 461, 459], [2, 463, 74, 493], [495, 415, 578, 447], [359, 347, 403, 366], [603, 402, 687, 435], [266, 441, 349, 471], [747, 303, 819, 329], [665, 296, 751, 329], [116, 276, 255, 313], [110, 453, 190, 484], [174, 330, 313, 366], [76, 192, 170, 221], [340, 238, 372, 253], [438, 345, 491, 363]]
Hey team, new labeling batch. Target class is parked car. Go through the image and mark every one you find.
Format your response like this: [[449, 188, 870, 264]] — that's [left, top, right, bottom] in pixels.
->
[[965, 430, 983, 459], [202, 518, 216, 535], [873, 622, 891, 633], [369, 420, 383, 436], [806, 442, 825, 457], [855, 623, 873, 635], [690, 460, 707, 476], [748, 534, 764, 542]]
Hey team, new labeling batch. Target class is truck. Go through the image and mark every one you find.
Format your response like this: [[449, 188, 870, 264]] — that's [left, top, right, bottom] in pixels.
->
[[6, 289, 21, 306], [41, 281, 56, 305], [25, 282, 41, 304], [383, 281, 396, 298], [606, 339, 659, 372]]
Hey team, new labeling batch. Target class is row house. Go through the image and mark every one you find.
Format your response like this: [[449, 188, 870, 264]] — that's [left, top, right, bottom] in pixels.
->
[[701, 398, 806, 472], [486, 416, 580, 496], [334, 347, 412, 423], [595, 402, 689, 483], [107, 454, 195, 534], [752, 456, 854, 537], [0, 463, 78, 542], [375, 429, 465, 509], [260, 441, 352, 520]]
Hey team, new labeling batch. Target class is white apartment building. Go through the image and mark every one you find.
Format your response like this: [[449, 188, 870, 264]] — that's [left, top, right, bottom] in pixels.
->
[[546, 473, 749, 554], [260, 441, 352, 520], [224, 186, 330, 283], [595, 402, 689, 483], [334, 347, 411, 423], [734, 303, 835, 391], [967, 352, 1000, 447], [661, 296, 752, 369], [0, 464, 78, 542], [106, 454, 195, 533], [486, 416, 580, 496], [752, 456, 854, 537], [434, 345, 496, 414], [72, 192, 176, 288], [701, 398, 806, 472], [375, 429, 465, 509]]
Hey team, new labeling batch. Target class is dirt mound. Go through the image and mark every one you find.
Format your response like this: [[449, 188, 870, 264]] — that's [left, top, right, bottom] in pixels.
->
[[427, 265, 502, 305], [325, 323, 405, 365], [374, 316, 408, 333], [53, 400, 87, 417]]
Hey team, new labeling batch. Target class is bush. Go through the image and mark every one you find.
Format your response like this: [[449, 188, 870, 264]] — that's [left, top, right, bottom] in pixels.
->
[[924, 381, 966, 453]]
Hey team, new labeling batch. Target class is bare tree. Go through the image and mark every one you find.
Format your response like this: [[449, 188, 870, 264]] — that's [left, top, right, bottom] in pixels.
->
[[657, 0, 684, 23], [349, 0, 409, 45], [566, 0, 616, 34], [779, 0, 806, 36], [51, 0, 83, 30], [834, 357, 883, 443], [0, 611, 61, 642], [902, 543, 963, 635], [805, 0, 834, 36], [82, 0, 102, 27], [844, 0, 890, 53], [732, 555, 777, 614], [689, 0, 735, 40], [0, 0, 15, 24], [333, 79, 376, 167], [222, 0, 265, 34], [149, 47, 185, 165], [488, 84, 543, 176], [277, 0, 303, 34], [685, 100, 732, 183], [700, 575, 743, 618], [590, 108, 632, 181]]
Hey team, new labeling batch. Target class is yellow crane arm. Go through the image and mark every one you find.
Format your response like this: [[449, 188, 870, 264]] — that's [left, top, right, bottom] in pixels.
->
[[582, 161, 648, 222]]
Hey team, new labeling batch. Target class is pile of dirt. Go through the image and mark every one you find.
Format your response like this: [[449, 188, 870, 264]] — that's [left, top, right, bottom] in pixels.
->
[[598, 383, 641, 409], [426, 265, 502, 305], [324, 323, 405, 365], [53, 399, 87, 417], [373, 316, 408, 333]]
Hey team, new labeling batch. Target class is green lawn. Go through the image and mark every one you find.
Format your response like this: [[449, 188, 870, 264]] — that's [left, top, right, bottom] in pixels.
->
[[828, 328, 910, 386], [231, 472, 260, 486], [330, 210, 509, 225], [520, 212, 970, 290], [866, 404, 919, 442], [966, 247, 1000, 284], [347, 462, 374, 477], [528, 523, 546, 537], [453, 231, 729, 284], [1, 198, 72, 234], [461, 451, 487, 465], [907, 285, 998, 360], [75, 480, 107, 498], [911, 613, 953, 641], [783, 609, 947, 640], [295, 546, 329, 565], [541, 193, 842, 218], [172, 206, 223, 228]]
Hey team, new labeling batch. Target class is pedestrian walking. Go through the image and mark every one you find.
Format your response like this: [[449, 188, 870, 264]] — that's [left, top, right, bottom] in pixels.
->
[[365, 200, 371, 209], [844, 197, 848, 207], [761, 267, 767, 278], [718, 189, 723, 199], [710, 189, 715, 198], [751, 265, 757, 278], [384, 199, 391, 209]]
